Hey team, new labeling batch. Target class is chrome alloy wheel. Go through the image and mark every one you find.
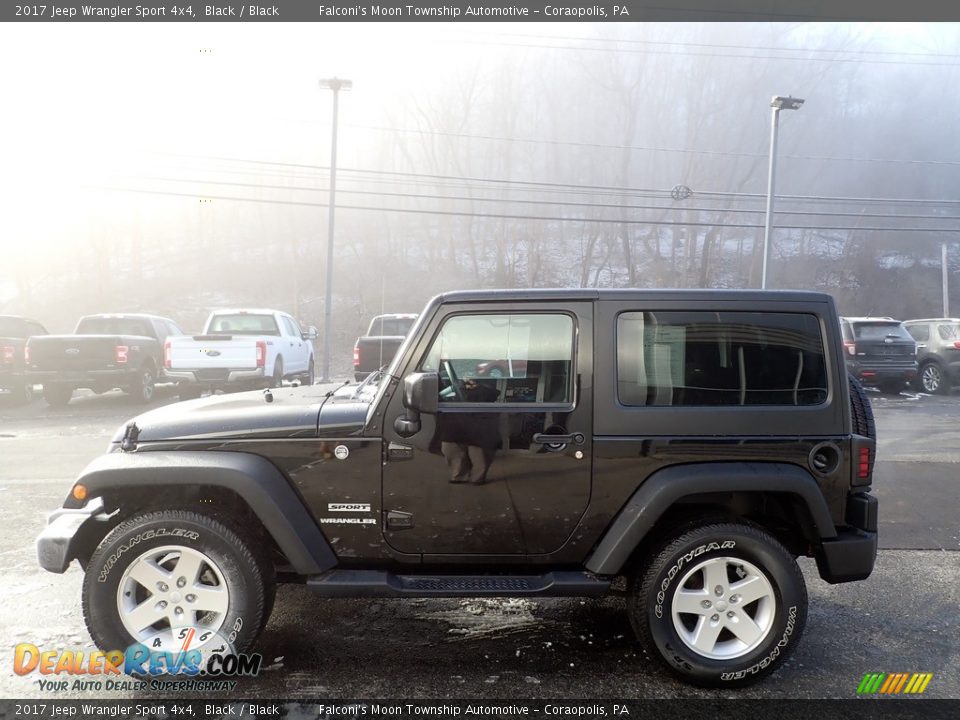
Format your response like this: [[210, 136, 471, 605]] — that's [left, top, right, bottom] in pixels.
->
[[670, 556, 776, 660], [922, 363, 943, 393], [116, 545, 229, 649]]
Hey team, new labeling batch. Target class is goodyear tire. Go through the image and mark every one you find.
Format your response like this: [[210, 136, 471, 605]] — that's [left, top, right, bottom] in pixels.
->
[[628, 523, 807, 687], [848, 374, 876, 440], [82, 510, 272, 662]]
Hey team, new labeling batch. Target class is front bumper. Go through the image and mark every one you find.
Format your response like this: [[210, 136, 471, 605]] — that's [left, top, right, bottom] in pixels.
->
[[36, 497, 109, 573], [816, 492, 878, 584]]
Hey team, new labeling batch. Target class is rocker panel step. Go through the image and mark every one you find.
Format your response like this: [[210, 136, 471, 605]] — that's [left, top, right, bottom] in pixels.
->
[[305, 570, 610, 598]]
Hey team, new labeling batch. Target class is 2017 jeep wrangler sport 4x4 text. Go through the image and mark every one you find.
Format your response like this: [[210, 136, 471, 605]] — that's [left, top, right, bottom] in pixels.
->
[[37, 289, 878, 686]]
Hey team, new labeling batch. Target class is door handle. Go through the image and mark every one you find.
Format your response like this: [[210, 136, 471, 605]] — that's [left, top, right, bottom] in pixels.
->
[[533, 432, 585, 446]]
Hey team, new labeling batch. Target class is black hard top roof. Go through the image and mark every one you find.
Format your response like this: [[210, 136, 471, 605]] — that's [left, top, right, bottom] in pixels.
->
[[434, 288, 834, 304]]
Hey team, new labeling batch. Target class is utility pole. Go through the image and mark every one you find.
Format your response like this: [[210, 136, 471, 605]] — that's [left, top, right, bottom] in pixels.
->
[[318, 77, 352, 383], [942, 241, 950, 317]]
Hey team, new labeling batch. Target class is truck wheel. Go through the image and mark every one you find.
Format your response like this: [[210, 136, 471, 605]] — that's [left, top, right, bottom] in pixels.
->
[[130, 366, 156, 404], [305, 357, 315, 386], [271, 358, 283, 388], [82, 510, 272, 659], [43, 383, 73, 407], [628, 522, 807, 687]]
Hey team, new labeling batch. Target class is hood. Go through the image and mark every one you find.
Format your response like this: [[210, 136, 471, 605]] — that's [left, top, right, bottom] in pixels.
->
[[115, 384, 363, 443]]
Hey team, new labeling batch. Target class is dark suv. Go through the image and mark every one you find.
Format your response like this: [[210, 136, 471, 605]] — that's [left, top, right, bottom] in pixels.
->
[[840, 316, 917, 394], [902, 318, 960, 394], [37, 290, 878, 686]]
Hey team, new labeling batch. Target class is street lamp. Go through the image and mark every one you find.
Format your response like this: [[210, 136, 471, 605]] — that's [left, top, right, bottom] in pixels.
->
[[761, 95, 804, 289], [318, 77, 352, 383]]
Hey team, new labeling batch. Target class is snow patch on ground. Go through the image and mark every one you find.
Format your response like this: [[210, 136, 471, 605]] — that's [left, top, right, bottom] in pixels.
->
[[415, 598, 549, 641]]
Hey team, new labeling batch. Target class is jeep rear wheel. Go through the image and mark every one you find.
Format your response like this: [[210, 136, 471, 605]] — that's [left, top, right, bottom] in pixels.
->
[[82, 510, 273, 658], [628, 523, 807, 686]]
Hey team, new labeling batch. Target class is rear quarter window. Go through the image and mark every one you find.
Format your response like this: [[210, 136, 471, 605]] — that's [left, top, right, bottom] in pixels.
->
[[617, 311, 828, 407]]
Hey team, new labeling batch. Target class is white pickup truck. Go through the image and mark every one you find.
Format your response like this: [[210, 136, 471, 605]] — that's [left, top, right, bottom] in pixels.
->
[[164, 309, 316, 400]]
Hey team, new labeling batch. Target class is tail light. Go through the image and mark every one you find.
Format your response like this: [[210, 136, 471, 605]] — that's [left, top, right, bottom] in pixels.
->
[[163, 340, 171, 369], [851, 436, 875, 487], [1, 346, 13, 364], [844, 341, 856, 357], [352, 345, 361, 368], [857, 446, 871, 480], [255, 341, 266, 369], [953, 341, 960, 350], [115, 345, 129, 364]]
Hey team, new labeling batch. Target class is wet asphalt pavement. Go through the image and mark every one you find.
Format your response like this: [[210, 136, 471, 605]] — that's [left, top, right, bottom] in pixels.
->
[[0, 385, 958, 699]]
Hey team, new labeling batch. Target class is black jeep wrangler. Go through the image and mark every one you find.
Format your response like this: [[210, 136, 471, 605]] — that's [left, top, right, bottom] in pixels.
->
[[37, 290, 878, 686]]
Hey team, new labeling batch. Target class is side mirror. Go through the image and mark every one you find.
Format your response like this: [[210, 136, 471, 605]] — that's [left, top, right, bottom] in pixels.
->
[[306, 326, 318, 340], [404, 371, 438, 414], [394, 371, 438, 437]]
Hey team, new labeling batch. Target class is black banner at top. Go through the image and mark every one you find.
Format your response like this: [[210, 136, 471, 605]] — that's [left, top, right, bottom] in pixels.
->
[[3, 0, 960, 22]]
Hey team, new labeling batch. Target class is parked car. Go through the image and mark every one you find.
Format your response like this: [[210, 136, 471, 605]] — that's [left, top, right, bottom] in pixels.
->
[[0, 315, 48, 404], [164, 309, 316, 400], [38, 289, 878, 687], [353, 313, 418, 380], [839, 316, 917, 394], [25, 314, 181, 406], [902, 317, 960, 394]]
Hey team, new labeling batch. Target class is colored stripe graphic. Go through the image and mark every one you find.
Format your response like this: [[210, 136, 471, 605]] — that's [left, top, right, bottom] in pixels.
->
[[858, 672, 933, 695]]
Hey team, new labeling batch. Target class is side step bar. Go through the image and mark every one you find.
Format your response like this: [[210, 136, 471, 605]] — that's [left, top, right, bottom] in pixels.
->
[[305, 570, 610, 598]]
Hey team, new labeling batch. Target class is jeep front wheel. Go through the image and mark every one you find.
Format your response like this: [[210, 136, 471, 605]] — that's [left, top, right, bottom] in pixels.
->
[[82, 510, 273, 657], [628, 523, 807, 686]]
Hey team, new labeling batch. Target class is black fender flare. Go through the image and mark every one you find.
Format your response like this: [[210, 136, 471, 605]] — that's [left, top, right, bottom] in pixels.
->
[[64, 450, 337, 575], [584, 462, 837, 575]]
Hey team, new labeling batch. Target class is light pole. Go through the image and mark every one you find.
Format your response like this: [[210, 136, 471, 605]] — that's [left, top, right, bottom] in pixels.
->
[[761, 95, 804, 289], [318, 77, 352, 383]]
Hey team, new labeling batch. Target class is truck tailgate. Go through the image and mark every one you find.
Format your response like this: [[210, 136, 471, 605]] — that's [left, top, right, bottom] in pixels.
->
[[168, 336, 259, 371], [27, 335, 123, 371]]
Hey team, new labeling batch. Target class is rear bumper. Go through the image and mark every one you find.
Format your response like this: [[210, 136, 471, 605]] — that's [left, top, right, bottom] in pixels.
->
[[165, 368, 265, 386], [848, 362, 917, 385], [27, 368, 139, 386], [36, 497, 108, 573], [816, 492, 878, 584]]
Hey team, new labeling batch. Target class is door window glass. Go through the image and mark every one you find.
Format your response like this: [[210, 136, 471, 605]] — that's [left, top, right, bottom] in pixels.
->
[[422, 313, 574, 404], [617, 311, 828, 406]]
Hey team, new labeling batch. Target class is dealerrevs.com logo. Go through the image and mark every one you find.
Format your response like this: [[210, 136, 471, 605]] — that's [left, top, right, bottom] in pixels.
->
[[14, 628, 262, 692]]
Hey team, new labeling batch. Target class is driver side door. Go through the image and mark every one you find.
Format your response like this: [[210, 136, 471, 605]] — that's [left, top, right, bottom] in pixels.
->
[[379, 301, 593, 558]]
